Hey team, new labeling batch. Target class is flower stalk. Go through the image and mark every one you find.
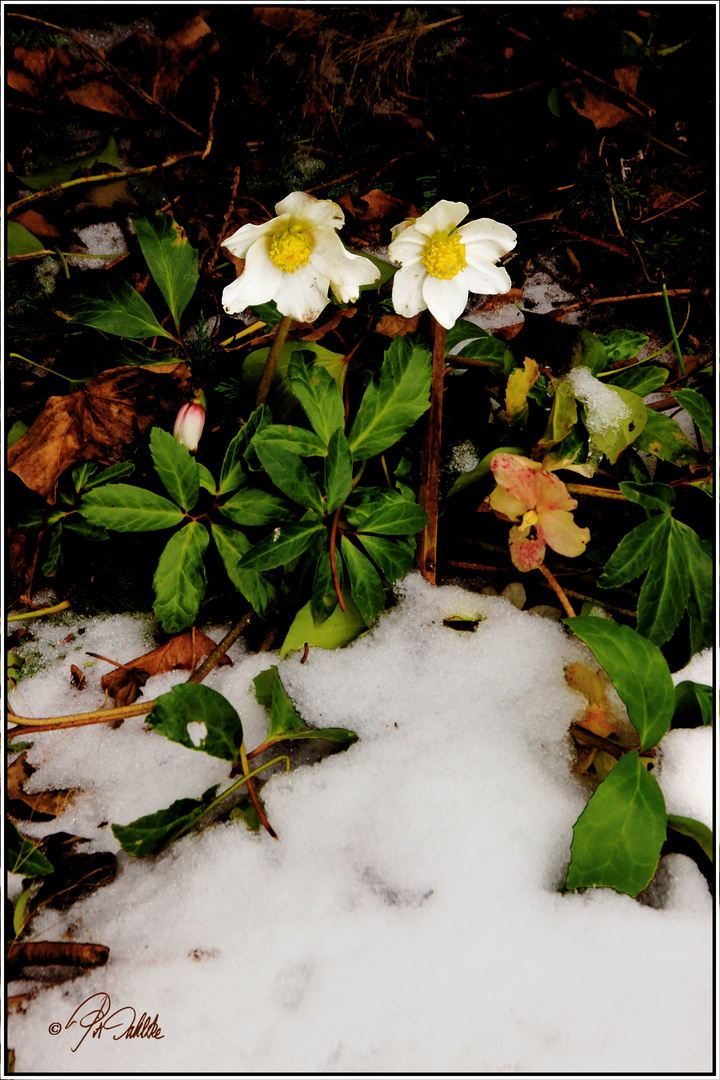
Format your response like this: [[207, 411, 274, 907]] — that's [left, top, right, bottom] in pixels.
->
[[416, 317, 447, 584], [255, 314, 293, 407]]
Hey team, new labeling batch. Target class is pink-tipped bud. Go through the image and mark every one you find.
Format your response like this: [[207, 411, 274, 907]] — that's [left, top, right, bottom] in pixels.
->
[[173, 397, 205, 452]]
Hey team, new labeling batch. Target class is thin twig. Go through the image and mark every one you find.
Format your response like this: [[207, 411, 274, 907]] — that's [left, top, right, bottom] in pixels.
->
[[187, 611, 254, 684], [564, 484, 628, 501], [537, 563, 576, 618], [559, 288, 692, 314]]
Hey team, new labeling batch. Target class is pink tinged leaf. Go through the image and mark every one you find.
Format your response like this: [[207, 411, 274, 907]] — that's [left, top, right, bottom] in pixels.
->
[[539, 510, 590, 558], [508, 524, 546, 572], [491, 454, 542, 509]]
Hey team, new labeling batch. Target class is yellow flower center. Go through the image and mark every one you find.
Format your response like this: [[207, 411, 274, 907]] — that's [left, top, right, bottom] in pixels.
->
[[519, 509, 539, 536], [268, 226, 313, 273], [420, 230, 467, 280]]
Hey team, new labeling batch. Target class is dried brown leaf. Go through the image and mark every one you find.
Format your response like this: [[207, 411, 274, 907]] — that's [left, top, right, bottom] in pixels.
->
[[65, 80, 141, 119], [7, 753, 78, 820], [375, 313, 421, 337], [99, 629, 232, 702], [8, 364, 192, 504], [562, 79, 632, 130], [152, 15, 219, 104]]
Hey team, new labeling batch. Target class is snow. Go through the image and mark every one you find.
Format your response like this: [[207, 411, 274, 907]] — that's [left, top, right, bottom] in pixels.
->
[[6, 576, 715, 1073], [566, 365, 631, 435]]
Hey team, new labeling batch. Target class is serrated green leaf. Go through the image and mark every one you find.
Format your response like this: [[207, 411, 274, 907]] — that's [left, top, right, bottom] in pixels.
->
[[596, 330, 648, 365], [310, 549, 342, 624], [348, 335, 432, 461], [253, 424, 328, 458], [197, 462, 217, 494], [219, 487, 295, 527], [150, 426, 199, 511], [133, 214, 198, 328], [605, 364, 669, 397], [600, 513, 668, 589], [74, 460, 135, 492], [244, 342, 346, 423], [618, 481, 675, 511], [8, 222, 45, 256], [673, 389, 713, 447], [41, 524, 64, 577], [340, 538, 386, 625], [324, 428, 353, 513], [153, 521, 209, 633], [565, 616, 675, 750], [445, 319, 492, 353], [64, 518, 109, 542], [354, 533, 415, 583], [280, 590, 366, 657], [254, 440, 325, 514], [238, 522, 325, 571], [682, 524, 714, 655], [345, 491, 428, 535], [112, 784, 220, 858], [565, 751, 667, 897], [148, 683, 243, 761], [60, 277, 174, 340], [667, 814, 714, 863], [288, 356, 345, 443], [219, 405, 272, 494], [80, 484, 185, 531], [634, 409, 699, 466], [6, 818, 54, 877], [673, 681, 713, 728], [211, 523, 276, 619]]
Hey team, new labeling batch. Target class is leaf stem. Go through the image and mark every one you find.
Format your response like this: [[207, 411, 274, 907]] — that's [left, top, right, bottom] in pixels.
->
[[9, 354, 81, 385], [239, 741, 278, 839], [7, 600, 72, 622], [218, 321, 267, 347], [662, 283, 686, 376], [537, 563, 576, 618], [564, 484, 628, 501], [187, 611, 253, 683], [255, 314, 293, 407], [329, 507, 346, 612], [416, 317, 446, 584]]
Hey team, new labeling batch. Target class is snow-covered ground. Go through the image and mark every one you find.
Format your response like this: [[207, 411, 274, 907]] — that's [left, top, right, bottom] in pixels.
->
[[6, 575, 715, 1074]]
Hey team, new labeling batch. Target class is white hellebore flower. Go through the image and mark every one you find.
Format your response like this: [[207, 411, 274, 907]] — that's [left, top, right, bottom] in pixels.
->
[[388, 200, 517, 330], [221, 191, 380, 323]]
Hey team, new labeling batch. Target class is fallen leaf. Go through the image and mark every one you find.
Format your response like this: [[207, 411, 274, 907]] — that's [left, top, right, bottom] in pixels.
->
[[65, 80, 140, 119], [252, 7, 323, 35], [375, 313, 421, 337], [10, 209, 62, 239], [562, 79, 633, 130], [33, 833, 117, 911], [614, 64, 641, 97], [152, 15, 219, 104], [359, 189, 408, 223], [300, 308, 357, 341], [98, 629, 232, 702], [7, 753, 79, 820], [8, 364, 192, 504], [70, 665, 86, 690]]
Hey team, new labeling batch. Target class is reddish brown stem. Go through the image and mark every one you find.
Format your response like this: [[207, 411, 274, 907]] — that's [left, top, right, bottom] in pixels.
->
[[538, 563, 576, 618], [416, 318, 447, 583], [329, 508, 346, 611]]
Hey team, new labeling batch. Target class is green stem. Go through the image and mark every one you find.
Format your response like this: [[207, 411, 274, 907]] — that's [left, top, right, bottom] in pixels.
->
[[564, 483, 628, 501], [219, 321, 267, 347], [7, 600, 72, 622], [663, 283, 686, 376], [596, 304, 690, 379], [255, 314, 293, 407], [9, 354, 82, 385]]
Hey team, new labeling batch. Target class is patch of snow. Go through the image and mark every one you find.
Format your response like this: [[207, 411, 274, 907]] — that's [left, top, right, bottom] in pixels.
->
[[565, 365, 631, 435], [6, 577, 714, 1073], [68, 222, 129, 270]]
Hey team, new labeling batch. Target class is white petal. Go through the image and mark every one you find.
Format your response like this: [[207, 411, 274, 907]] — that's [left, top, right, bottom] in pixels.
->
[[392, 262, 428, 318], [222, 238, 283, 312], [457, 218, 517, 252], [222, 217, 286, 259], [388, 230, 427, 266], [414, 200, 468, 237], [273, 264, 331, 322], [422, 274, 468, 329], [310, 231, 379, 290], [461, 259, 512, 296], [275, 191, 344, 231]]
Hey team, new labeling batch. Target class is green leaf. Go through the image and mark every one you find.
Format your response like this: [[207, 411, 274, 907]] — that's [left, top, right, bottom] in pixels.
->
[[112, 784, 220, 858], [7, 420, 29, 448], [73, 460, 135, 492], [133, 214, 198, 328], [565, 751, 667, 897], [340, 538, 386, 625], [324, 428, 353, 513], [7, 222, 46, 256], [288, 356, 345, 444], [457, 334, 513, 372], [219, 405, 272, 494], [605, 365, 669, 397], [445, 319, 492, 353], [64, 518, 109, 543], [673, 681, 713, 728], [149, 426, 199, 511], [682, 524, 714, 655], [280, 590, 366, 657], [253, 666, 305, 738], [565, 616, 675, 750], [197, 462, 218, 494], [351, 249, 396, 290], [577, 384, 647, 464], [667, 814, 714, 863], [247, 299, 283, 328], [153, 521, 209, 633], [618, 481, 675, 512], [354, 533, 415, 583], [310, 549, 342, 624], [253, 424, 328, 458], [238, 522, 325, 571], [219, 487, 294, 527], [538, 378, 578, 450], [253, 440, 325, 514], [345, 490, 428, 535], [19, 136, 121, 190], [244, 342, 346, 423], [673, 389, 713, 447], [148, 683, 243, 761], [80, 484, 185, 531], [348, 335, 432, 461], [60, 277, 174, 340], [211, 523, 277, 619], [634, 409, 699, 466], [6, 818, 54, 877], [596, 330, 648, 365], [41, 524, 64, 577]]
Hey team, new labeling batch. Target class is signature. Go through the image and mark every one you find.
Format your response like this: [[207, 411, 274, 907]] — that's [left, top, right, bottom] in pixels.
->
[[49, 993, 164, 1052]]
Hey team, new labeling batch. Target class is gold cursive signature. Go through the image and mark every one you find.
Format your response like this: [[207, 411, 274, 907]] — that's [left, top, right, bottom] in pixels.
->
[[50, 993, 164, 1052]]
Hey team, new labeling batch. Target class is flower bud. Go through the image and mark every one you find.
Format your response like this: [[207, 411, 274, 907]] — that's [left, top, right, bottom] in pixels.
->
[[173, 395, 205, 452]]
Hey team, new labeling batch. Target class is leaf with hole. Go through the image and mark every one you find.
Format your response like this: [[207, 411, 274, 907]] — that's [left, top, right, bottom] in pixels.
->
[[147, 682, 243, 761]]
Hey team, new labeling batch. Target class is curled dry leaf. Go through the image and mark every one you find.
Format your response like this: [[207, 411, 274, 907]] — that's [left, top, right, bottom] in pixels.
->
[[7, 753, 79, 821], [98, 629, 233, 704], [8, 364, 192, 504], [375, 312, 421, 338]]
